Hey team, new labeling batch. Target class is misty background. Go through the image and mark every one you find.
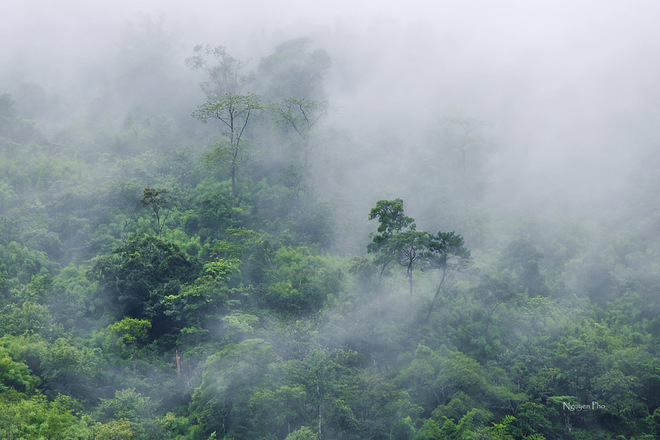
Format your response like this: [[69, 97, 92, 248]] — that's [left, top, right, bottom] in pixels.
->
[[3, 1, 659, 235]]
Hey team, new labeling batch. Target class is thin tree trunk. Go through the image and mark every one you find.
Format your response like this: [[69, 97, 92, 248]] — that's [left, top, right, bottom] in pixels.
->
[[231, 153, 237, 207], [425, 268, 447, 322], [176, 349, 182, 375], [407, 262, 414, 307], [376, 262, 389, 297]]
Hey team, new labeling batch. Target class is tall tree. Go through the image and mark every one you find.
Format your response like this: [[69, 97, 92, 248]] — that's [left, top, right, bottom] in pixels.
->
[[424, 231, 471, 322], [189, 45, 262, 207], [272, 97, 328, 175], [140, 187, 169, 238], [391, 228, 429, 304], [367, 199, 415, 295], [192, 93, 262, 206]]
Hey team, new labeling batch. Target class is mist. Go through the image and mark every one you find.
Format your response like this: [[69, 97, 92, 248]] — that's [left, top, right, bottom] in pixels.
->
[[4, 0, 659, 222]]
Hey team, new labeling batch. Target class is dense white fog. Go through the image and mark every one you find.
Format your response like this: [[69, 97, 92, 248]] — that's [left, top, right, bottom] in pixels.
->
[[3, 0, 660, 224]]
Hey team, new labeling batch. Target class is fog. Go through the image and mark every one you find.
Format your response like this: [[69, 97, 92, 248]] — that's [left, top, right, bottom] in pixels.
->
[[3, 0, 660, 237]]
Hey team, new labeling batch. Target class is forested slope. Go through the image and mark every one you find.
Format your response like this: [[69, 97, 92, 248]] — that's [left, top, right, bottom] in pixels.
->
[[1, 26, 659, 440]]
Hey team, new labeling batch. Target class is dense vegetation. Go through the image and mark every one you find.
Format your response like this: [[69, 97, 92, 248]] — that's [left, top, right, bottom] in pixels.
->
[[1, 28, 659, 440]]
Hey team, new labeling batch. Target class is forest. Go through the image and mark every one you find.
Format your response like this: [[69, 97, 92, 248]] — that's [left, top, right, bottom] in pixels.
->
[[1, 2, 660, 439]]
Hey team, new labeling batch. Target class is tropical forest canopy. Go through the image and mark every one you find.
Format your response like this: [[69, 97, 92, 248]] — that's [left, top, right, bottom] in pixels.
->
[[1, 3, 660, 439]]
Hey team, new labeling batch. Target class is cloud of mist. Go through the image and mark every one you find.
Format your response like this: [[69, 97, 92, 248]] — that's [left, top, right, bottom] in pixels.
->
[[3, 0, 660, 229]]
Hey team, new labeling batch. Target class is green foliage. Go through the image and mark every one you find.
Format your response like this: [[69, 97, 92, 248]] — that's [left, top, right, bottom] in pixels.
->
[[0, 347, 40, 393], [108, 318, 152, 347], [94, 418, 136, 439], [48, 263, 95, 331], [1, 300, 53, 337], [193, 92, 263, 206], [90, 234, 201, 324], [368, 198, 415, 238], [96, 388, 155, 423], [0, 391, 94, 439], [191, 338, 280, 437], [141, 187, 170, 237], [368, 198, 471, 313], [285, 425, 319, 440], [263, 246, 341, 315], [162, 259, 238, 339], [40, 337, 102, 401], [0, 241, 52, 287]]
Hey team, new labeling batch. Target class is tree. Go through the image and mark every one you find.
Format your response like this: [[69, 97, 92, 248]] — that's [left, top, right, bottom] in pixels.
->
[[368, 199, 470, 309], [186, 44, 253, 100], [285, 425, 319, 440], [500, 239, 548, 296], [0, 392, 94, 439], [368, 199, 415, 295], [472, 275, 519, 343], [263, 246, 340, 316], [188, 44, 263, 207], [162, 259, 238, 338], [89, 234, 200, 324], [0, 347, 39, 393], [424, 231, 471, 322], [191, 338, 279, 437], [272, 97, 328, 173], [40, 337, 102, 401], [249, 385, 307, 438], [108, 318, 152, 370], [140, 187, 169, 238], [193, 93, 262, 206], [257, 37, 331, 100], [391, 229, 429, 303], [290, 349, 362, 439]]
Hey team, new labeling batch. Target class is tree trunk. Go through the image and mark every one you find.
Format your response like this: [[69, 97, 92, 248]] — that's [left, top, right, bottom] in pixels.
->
[[376, 262, 389, 297], [425, 268, 447, 322], [407, 263, 414, 306], [231, 156, 237, 207]]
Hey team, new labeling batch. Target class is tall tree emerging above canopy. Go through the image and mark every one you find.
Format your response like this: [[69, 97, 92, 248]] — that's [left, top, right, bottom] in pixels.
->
[[367, 199, 470, 310], [367, 199, 416, 295], [272, 97, 328, 172], [189, 45, 263, 207], [391, 228, 429, 303], [368, 199, 415, 238], [192, 93, 263, 206], [423, 231, 471, 321], [272, 97, 328, 210]]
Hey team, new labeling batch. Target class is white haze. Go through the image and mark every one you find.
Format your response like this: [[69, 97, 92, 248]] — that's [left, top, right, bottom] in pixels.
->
[[2, 0, 660, 229]]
